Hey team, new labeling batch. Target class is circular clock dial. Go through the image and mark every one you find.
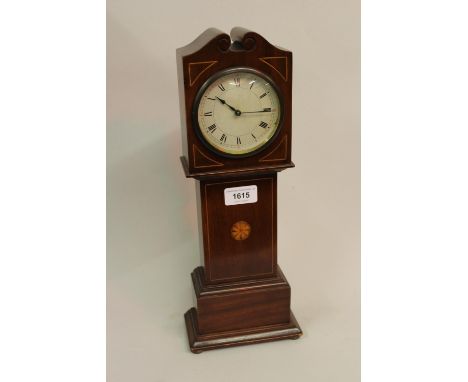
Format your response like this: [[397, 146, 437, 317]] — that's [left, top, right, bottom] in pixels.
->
[[195, 69, 282, 156]]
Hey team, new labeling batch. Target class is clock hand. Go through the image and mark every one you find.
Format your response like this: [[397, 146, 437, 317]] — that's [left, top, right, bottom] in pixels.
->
[[242, 108, 273, 114], [216, 96, 242, 116]]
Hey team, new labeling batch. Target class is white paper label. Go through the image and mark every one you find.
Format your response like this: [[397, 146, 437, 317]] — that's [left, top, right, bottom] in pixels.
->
[[224, 185, 258, 206]]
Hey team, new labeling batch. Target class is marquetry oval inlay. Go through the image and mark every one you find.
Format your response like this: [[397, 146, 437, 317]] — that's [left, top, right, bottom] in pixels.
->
[[230, 221, 251, 241]]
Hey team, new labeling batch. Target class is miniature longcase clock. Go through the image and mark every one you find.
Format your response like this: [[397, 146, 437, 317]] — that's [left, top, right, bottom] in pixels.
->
[[177, 27, 302, 353]]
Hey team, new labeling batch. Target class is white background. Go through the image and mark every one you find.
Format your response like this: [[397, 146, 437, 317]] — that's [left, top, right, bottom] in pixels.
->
[[1, 1, 467, 382]]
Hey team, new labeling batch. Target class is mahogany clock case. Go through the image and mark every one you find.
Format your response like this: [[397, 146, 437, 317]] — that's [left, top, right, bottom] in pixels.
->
[[177, 27, 293, 178], [177, 27, 302, 353]]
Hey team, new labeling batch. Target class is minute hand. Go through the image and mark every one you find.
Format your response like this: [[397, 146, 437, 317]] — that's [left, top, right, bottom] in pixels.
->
[[242, 108, 272, 113]]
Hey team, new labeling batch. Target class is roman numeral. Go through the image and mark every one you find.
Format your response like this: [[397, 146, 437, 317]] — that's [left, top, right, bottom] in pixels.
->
[[251, 133, 257, 141], [204, 111, 213, 116], [259, 92, 267, 98], [207, 97, 215, 100], [236, 137, 241, 145], [218, 83, 225, 91], [259, 121, 268, 128], [234, 77, 240, 87], [220, 134, 227, 143], [207, 124, 216, 132]]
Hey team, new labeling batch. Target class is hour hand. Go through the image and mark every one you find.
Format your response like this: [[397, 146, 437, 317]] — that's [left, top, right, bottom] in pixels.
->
[[216, 96, 241, 116]]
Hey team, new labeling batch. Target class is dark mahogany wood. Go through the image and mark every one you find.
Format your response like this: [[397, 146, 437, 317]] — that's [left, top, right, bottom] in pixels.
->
[[185, 309, 302, 354], [193, 265, 291, 333], [178, 28, 301, 353], [197, 173, 277, 285], [185, 265, 302, 353], [177, 27, 293, 178]]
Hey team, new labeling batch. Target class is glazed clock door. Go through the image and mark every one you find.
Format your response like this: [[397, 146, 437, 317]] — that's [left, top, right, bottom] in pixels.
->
[[194, 68, 283, 157]]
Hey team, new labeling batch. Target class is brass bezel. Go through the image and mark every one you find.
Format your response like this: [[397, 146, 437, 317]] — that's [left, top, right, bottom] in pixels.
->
[[192, 67, 284, 159]]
